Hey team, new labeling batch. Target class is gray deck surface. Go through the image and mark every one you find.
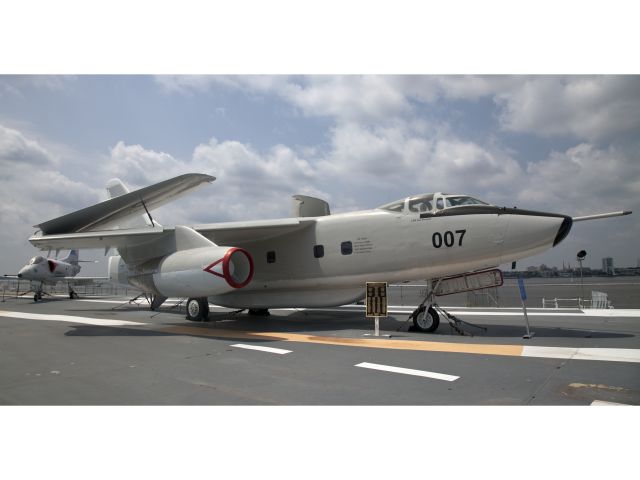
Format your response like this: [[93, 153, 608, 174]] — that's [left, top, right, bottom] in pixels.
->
[[1, 295, 639, 405]]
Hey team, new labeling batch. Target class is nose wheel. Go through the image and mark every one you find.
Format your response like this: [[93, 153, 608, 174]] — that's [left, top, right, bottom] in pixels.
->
[[411, 305, 440, 332], [186, 297, 210, 322]]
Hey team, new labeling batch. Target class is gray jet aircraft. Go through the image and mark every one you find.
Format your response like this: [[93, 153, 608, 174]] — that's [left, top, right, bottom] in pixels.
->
[[28, 174, 632, 331], [4, 250, 107, 301]]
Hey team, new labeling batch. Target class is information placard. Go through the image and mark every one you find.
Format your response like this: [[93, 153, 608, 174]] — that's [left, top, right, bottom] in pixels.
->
[[366, 282, 387, 317]]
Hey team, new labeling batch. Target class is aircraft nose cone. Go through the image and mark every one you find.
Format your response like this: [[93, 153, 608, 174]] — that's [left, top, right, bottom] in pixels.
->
[[18, 266, 31, 278], [553, 216, 573, 246]]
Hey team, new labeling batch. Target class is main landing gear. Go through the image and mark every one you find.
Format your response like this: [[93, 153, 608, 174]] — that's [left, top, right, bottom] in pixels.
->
[[33, 282, 48, 302], [186, 297, 210, 322]]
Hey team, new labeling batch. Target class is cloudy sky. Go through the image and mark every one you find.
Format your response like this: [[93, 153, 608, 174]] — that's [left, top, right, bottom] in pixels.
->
[[0, 75, 639, 275]]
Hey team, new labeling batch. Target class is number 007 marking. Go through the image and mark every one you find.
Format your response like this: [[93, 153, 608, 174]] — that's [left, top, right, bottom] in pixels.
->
[[432, 230, 466, 248]]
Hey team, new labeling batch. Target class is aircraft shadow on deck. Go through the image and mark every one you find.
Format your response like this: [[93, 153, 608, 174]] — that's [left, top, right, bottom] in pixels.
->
[[61, 307, 634, 341]]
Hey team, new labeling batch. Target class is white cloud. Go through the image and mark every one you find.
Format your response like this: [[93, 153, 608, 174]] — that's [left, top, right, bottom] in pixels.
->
[[0, 124, 57, 167], [496, 76, 640, 141], [0, 123, 101, 271], [519, 142, 640, 214], [157, 75, 640, 144], [315, 120, 525, 205], [190, 138, 326, 221], [107, 141, 186, 187]]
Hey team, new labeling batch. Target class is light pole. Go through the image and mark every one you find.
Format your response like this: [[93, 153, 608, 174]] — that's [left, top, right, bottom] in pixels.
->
[[577, 250, 587, 306]]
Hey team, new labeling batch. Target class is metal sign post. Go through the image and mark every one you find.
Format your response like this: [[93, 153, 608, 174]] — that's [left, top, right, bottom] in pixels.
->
[[366, 282, 388, 337], [518, 277, 535, 339]]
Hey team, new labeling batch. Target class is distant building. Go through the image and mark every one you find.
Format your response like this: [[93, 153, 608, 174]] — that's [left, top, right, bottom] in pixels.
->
[[602, 257, 614, 275]]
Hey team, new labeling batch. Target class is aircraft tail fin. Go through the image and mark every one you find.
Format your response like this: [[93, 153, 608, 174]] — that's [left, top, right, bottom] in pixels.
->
[[61, 249, 79, 265], [105, 178, 162, 228], [106, 178, 130, 199]]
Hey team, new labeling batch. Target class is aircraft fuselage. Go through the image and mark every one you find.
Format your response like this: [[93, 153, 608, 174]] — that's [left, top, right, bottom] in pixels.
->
[[209, 206, 570, 309]]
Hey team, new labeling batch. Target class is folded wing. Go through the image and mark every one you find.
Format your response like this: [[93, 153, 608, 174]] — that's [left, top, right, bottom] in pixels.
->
[[35, 173, 214, 235]]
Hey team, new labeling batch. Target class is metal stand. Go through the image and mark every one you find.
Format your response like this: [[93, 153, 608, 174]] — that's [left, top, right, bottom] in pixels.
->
[[518, 277, 535, 339], [364, 316, 391, 337], [521, 299, 535, 339], [150, 297, 185, 318]]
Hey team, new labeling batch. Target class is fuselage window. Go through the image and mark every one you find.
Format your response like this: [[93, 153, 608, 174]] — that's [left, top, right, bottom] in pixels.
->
[[436, 198, 444, 210], [266, 251, 276, 263], [314, 245, 324, 258], [341, 241, 353, 255]]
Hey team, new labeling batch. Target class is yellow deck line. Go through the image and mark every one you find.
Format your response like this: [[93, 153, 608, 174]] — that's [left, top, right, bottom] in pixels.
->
[[161, 326, 524, 357]]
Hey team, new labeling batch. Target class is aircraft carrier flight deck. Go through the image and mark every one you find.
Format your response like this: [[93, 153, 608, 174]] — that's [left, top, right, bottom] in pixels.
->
[[1, 288, 639, 406]]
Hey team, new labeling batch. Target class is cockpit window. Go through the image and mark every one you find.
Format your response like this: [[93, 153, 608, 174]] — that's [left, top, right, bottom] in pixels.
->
[[408, 194, 434, 213], [379, 200, 405, 212], [29, 256, 45, 265], [379, 193, 489, 213], [445, 196, 489, 208]]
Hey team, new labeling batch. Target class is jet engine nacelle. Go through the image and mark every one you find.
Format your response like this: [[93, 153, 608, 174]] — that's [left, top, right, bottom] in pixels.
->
[[152, 246, 254, 298]]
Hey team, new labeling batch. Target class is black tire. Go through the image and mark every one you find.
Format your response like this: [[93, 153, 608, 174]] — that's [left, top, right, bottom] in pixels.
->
[[34, 294, 39, 302], [186, 297, 209, 322], [69, 291, 78, 299], [412, 306, 440, 333]]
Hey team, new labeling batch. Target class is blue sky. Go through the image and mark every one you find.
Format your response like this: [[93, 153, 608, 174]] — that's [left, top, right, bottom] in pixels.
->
[[1, 75, 639, 275]]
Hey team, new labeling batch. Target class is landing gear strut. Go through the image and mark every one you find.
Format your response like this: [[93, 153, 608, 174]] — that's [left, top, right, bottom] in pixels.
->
[[186, 297, 210, 322], [409, 280, 441, 333], [68, 283, 78, 299], [409, 279, 487, 336], [33, 282, 44, 302]]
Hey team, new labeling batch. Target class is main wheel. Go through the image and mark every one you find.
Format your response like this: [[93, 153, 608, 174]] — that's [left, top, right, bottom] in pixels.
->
[[69, 291, 79, 299], [412, 306, 440, 333], [34, 293, 39, 302], [186, 297, 210, 322]]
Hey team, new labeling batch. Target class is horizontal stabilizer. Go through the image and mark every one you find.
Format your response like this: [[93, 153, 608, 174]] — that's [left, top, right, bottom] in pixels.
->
[[35, 173, 215, 235], [572, 210, 632, 222]]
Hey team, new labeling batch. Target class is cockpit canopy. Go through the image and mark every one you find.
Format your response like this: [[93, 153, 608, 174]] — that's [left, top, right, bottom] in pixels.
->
[[378, 193, 490, 213], [29, 255, 45, 265]]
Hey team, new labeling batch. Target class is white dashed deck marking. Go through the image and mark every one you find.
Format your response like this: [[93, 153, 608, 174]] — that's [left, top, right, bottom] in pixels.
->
[[355, 362, 459, 381], [230, 343, 292, 355]]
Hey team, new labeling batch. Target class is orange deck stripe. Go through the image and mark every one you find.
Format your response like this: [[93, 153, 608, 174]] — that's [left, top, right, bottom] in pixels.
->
[[161, 326, 524, 357]]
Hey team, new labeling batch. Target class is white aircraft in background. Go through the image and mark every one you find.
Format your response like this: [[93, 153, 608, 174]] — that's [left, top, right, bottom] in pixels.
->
[[4, 250, 107, 301], [28, 173, 632, 332]]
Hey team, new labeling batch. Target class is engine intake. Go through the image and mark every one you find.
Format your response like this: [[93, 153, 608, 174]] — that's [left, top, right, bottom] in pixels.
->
[[203, 247, 253, 288], [152, 246, 254, 298]]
